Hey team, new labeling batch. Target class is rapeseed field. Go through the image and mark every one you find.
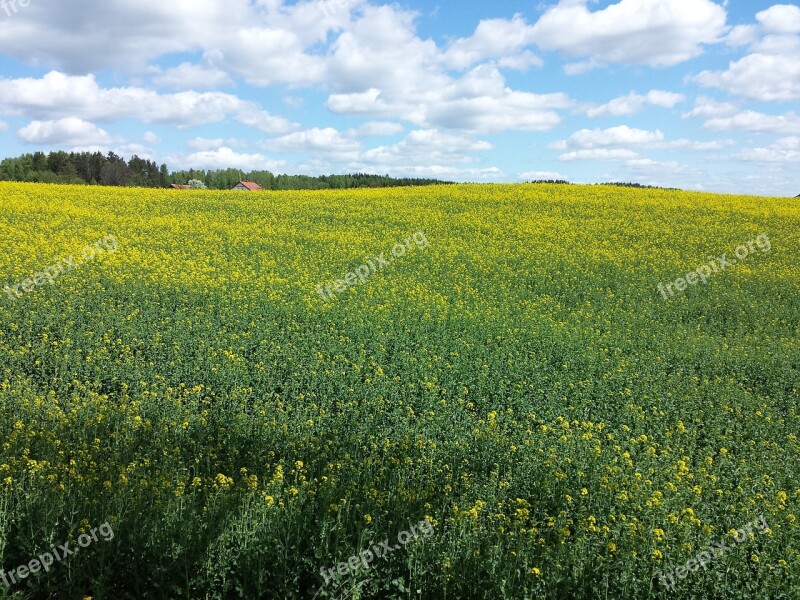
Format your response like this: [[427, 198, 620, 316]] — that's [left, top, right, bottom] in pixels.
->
[[0, 181, 798, 598]]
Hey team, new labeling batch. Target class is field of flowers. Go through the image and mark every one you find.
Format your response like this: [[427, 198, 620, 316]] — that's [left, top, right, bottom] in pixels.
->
[[0, 181, 798, 599]]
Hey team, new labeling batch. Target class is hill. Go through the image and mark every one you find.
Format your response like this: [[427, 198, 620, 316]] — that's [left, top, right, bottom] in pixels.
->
[[0, 182, 798, 599]]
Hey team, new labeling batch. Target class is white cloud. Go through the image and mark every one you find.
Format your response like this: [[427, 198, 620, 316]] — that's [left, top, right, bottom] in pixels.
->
[[653, 138, 735, 150], [0, 121, 7, 132], [441, 15, 540, 70], [559, 149, 641, 161], [693, 4, 800, 102], [682, 96, 738, 118], [327, 64, 570, 133], [694, 53, 800, 101], [518, 170, 567, 180], [552, 125, 664, 150], [586, 90, 685, 117], [357, 129, 492, 167], [323, 7, 570, 133], [530, 0, 727, 71], [268, 127, 361, 155], [351, 121, 404, 137], [284, 96, 305, 108], [0, 0, 346, 85], [152, 62, 233, 90], [497, 51, 544, 71], [0, 3, 573, 137], [549, 125, 724, 160], [626, 158, 679, 169], [704, 110, 800, 133], [756, 4, 800, 34], [143, 131, 161, 144], [0, 71, 296, 133], [168, 147, 286, 171], [725, 25, 759, 47], [187, 137, 248, 151], [751, 33, 800, 55], [346, 163, 503, 180], [17, 117, 113, 146], [737, 136, 800, 162], [621, 157, 701, 184]]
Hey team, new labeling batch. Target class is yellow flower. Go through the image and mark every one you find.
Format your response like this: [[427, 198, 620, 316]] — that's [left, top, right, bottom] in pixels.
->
[[214, 473, 234, 490], [530, 567, 542, 577]]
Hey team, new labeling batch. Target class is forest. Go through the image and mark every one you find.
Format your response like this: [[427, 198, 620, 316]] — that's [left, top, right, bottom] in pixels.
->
[[0, 151, 453, 189]]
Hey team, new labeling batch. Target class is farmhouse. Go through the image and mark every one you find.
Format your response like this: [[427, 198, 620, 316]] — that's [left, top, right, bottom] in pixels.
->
[[169, 184, 191, 190], [231, 181, 262, 191]]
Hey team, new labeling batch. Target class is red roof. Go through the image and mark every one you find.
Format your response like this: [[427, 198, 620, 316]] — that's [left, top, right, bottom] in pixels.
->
[[234, 181, 261, 191]]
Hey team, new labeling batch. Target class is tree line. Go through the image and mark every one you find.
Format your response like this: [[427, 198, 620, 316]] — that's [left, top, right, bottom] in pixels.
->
[[0, 151, 453, 189]]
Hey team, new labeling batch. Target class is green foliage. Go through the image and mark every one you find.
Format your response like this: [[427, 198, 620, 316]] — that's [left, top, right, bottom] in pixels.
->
[[0, 183, 798, 599], [0, 152, 452, 190]]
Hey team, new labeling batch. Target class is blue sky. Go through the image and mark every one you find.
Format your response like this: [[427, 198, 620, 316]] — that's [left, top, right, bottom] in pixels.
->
[[0, 0, 798, 195]]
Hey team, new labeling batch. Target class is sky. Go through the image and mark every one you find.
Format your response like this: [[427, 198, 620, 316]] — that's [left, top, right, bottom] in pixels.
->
[[0, 0, 798, 196]]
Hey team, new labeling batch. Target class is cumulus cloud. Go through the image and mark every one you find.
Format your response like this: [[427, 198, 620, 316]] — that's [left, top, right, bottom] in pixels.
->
[[653, 139, 735, 151], [621, 158, 701, 185], [737, 136, 800, 162], [322, 7, 571, 133], [143, 131, 161, 144], [351, 121, 404, 137], [441, 15, 541, 70], [357, 129, 492, 167], [695, 5, 800, 102], [0, 0, 346, 84], [682, 96, 739, 119], [586, 90, 685, 117], [559, 149, 640, 161], [551, 125, 665, 150], [17, 117, 113, 146], [725, 25, 760, 47], [187, 137, 248, 151], [550, 124, 726, 160], [530, 0, 727, 71], [0, 2, 574, 137], [756, 4, 800, 34], [0, 71, 296, 132], [152, 62, 234, 90], [518, 170, 567, 180], [694, 53, 800, 101], [168, 147, 286, 171], [348, 164, 503, 180], [268, 127, 361, 156], [327, 64, 570, 133], [704, 110, 800, 133]]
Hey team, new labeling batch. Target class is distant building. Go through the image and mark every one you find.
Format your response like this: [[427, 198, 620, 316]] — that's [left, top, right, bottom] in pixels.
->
[[231, 181, 262, 191], [169, 184, 191, 190]]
